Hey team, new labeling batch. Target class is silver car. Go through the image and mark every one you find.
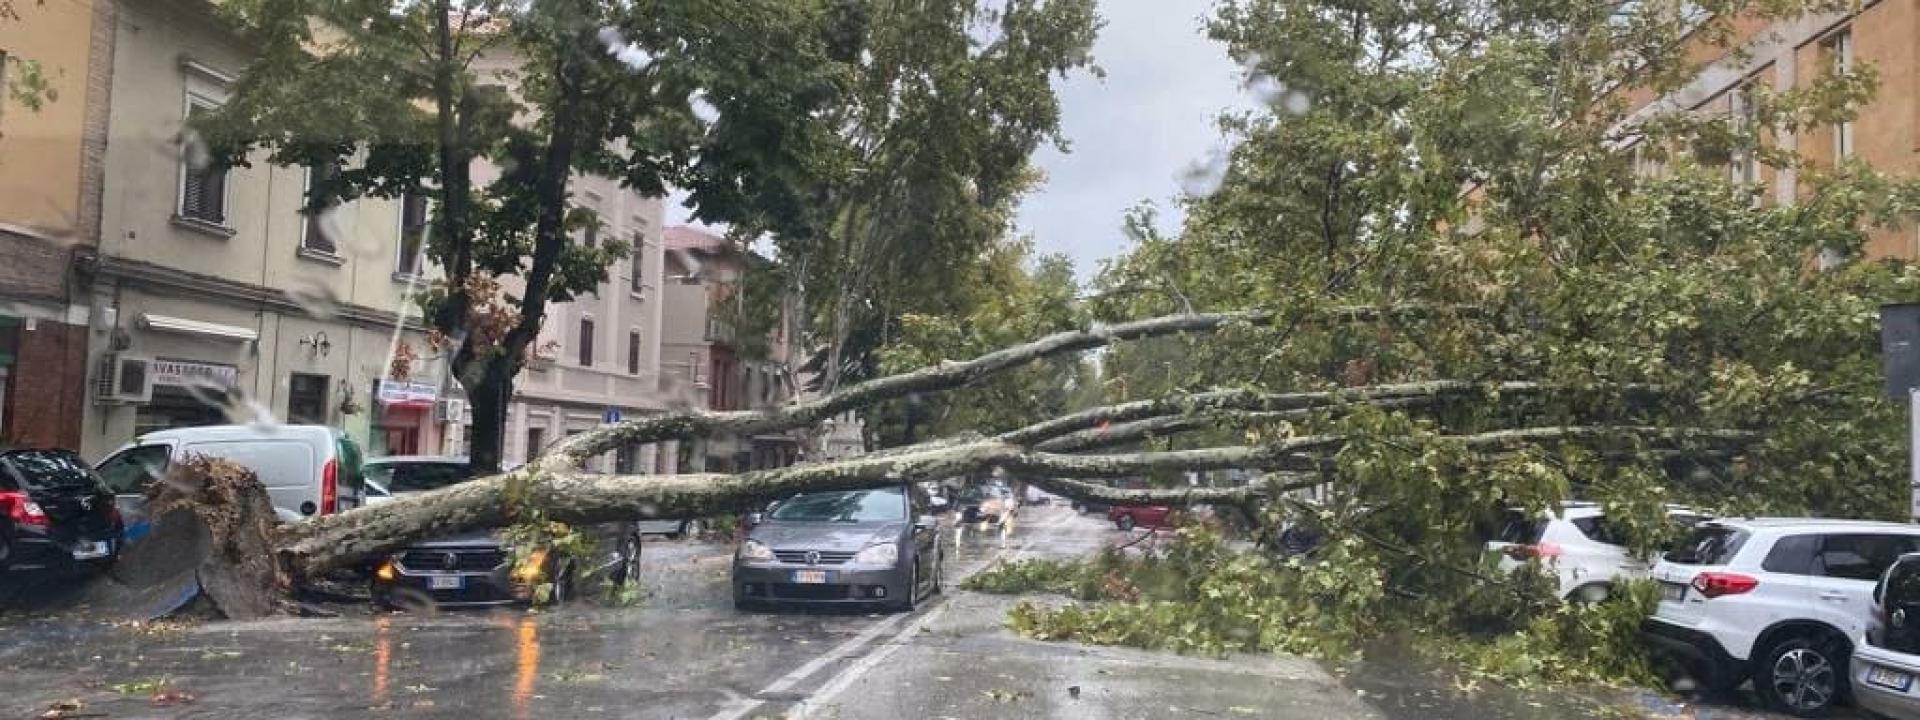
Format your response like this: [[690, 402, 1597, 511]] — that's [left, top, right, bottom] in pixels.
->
[[732, 485, 942, 611]]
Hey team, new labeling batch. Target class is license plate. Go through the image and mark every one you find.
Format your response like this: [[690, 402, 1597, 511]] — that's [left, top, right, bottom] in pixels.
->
[[1867, 665, 1914, 692], [1661, 582, 1687, 602], [429, 575, 463, 590], [71, 541, 110, 560], [792, 570, 830, 584]]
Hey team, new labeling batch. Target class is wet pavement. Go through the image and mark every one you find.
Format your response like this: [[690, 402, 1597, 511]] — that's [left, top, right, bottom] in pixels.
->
[[0, 505, 1852, 719]]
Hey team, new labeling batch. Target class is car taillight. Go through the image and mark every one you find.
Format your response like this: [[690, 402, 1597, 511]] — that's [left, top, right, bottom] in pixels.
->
[[321, 458, 338, 515], [1503, 542, 1562, 560], [0, 490, 50, 528], [1691, 572, 1759, 598]]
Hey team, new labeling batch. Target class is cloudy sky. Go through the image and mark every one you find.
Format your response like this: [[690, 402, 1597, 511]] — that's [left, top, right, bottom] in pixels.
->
[[1015, 0, 1251, 282], [668, 0, 1250, 284]]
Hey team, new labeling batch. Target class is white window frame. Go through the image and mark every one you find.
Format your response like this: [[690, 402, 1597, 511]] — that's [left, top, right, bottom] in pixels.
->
[[394, 190, 434, 279], [176, 92, 232, 227], [298, 162, 343, 257], [578, 313, 596, 368], [1827, 28, 1854, 160]]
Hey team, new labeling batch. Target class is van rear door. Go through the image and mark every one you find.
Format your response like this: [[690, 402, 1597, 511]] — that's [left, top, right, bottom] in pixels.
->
[[181, 440, 318, 517]]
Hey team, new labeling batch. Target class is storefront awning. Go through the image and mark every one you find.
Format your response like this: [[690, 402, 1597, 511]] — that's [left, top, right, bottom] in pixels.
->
[[139, 314, 259, 342]]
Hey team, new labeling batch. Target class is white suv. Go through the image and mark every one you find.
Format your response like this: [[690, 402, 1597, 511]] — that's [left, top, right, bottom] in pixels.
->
[[1486, 502, 1701, 602], [1644, 518, 1920, 717]]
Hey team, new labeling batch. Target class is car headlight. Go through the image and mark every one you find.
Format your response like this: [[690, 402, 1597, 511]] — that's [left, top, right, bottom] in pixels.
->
[[852, 543, 898, 566], [739, 539, 774, 562]]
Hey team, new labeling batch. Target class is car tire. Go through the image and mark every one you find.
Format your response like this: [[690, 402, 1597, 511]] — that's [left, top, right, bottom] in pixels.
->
[[547, 560, 577, 606], [1755, 634, 1846, 717], [893, 565, 919, 613], [1116, 515, 1136, 532], [1568, 583, 1611, 604], [610, 533, 642, 588]]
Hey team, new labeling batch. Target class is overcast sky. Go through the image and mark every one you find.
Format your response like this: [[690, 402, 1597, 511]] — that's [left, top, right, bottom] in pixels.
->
[[667, 0, 1250, 285], [1015, 0, 1250, 282]]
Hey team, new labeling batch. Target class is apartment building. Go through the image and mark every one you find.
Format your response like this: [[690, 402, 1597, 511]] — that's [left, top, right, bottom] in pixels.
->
[[78, 0, 448, 460], [0, 0, 112, 448], [1617, 1, 1920, 258], [660, 226, 804, 471], [67, 0, 674, 468]]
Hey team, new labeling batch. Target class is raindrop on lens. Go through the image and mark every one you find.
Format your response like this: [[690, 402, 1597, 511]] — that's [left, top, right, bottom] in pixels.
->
[[689, 93, 720, 125], [177, 128, 212, 171], [1178, 149, 1231, 198], [1244, 74, 1285, 105], [285, 277, 341, 320], [1282, 90, 1313, 116]]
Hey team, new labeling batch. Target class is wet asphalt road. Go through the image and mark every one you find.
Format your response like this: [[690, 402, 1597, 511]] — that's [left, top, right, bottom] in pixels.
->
[[0, 506, 1845, 719]]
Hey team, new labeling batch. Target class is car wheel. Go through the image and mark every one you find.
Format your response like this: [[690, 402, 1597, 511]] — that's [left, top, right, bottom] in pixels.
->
[[1116, 515, 1136, 532], [1569, 583, 1611, 604], [894, 565, 919, 612], [1756, 635, 1845, 717], [610, 533, 642, 587], [547, 560, 577, 606], [931, 552, 944, 595]]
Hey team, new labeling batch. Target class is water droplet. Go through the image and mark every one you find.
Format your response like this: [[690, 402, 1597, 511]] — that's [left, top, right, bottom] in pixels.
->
[[177, 128, 212, 171], [285, 278, 341, 320], [233, 397, 281, 433], [177, 375, 233, 411], [1243, 74, 1285, 105], [1282, 90, 1313, 116], [689, 93, 719, 125], [597, 27, 654, 71], [1177, 148, 1231, 198]]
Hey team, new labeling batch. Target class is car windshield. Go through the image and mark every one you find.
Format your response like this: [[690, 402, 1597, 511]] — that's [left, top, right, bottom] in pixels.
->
[[1664, 526, 1749, 566], [768, 488, 906, 523], [365, 461, 475, 493], [1, 450, 106, 493]]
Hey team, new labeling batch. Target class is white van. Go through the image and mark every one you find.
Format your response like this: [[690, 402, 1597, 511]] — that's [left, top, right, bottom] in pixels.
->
[[94, 425, 367, 528]]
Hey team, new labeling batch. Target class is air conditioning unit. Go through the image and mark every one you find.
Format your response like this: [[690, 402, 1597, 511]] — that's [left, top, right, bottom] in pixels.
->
[[95, 353, 154, 404], [435, 397, 466, 423]]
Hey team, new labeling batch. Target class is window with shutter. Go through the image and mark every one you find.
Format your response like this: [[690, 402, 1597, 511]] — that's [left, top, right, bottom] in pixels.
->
[[178, 101, 229, 225], [301, 160, 342, 254], [397, 190, 430, 276]]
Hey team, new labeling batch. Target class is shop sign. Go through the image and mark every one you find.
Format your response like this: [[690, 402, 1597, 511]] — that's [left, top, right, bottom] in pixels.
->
[[377, 379, 438, 406], [151, 359, 238, 388]]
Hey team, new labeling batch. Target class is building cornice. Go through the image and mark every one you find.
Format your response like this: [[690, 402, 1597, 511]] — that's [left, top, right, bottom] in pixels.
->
[[78, 251, 427, 333]]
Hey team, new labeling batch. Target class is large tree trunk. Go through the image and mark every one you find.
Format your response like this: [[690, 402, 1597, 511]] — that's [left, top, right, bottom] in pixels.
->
[[465, 370, 512, 473]]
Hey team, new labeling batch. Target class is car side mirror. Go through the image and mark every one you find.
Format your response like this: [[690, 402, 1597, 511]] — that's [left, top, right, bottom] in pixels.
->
[[915, 514, 936, 531], [749, 512, 764, 526]]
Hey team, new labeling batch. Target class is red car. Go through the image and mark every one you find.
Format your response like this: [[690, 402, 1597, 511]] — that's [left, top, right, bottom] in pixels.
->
[[1107, 505, 1173, 531]]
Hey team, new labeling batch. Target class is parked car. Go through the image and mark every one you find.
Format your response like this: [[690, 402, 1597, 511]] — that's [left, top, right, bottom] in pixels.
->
[[958, 483, 1014, 524], [1643, 518, 1920, 717], [1108, 504, 1173, 532], [93, 425, 367, 533], [0, 448, 122, 576], [1854, 552, 1920, 719], [364, 457, 645, 609], [1020, 486, 1051, 506], [1486, 502, 1703, 603], [1071, 499, 1112, 515], [732, 484, 942, 611]]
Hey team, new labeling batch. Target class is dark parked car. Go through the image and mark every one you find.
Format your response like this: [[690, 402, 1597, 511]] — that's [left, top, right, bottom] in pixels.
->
[[957, 483, 1014, 524], [1857, 552, 1920, 719], [733, 485, 942, 611], [1071, 499, 1112, 515], [1, 449, 122, 576], [1108, 504, 1174, 531], [366, 457, 643, 609]]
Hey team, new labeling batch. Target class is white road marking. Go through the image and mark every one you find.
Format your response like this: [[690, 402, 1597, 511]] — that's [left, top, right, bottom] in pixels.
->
[[705, 612, 908, 720], [705, 506, 1079, 720]]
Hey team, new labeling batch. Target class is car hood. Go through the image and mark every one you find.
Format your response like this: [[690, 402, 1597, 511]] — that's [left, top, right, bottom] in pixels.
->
[[750, 521, 903, 551], [406, 529, 505, 549]]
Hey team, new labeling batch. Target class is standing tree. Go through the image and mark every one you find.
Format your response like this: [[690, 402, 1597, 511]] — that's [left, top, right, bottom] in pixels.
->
[[203, 0, 844, 471]]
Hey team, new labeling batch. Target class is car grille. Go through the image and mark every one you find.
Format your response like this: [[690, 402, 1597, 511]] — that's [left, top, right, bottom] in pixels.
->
[[397, 548, 506, 572], [772, 550, 856, 565], [770, 583, 851, 601]]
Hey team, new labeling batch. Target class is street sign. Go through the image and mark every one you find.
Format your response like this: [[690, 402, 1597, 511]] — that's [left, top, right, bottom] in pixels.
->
[[604, 407, 622, 424]]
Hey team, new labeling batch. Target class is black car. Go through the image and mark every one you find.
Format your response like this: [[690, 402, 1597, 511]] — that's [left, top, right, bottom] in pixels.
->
[[0, 448, 122, 575], [366, 457, 643, 609]]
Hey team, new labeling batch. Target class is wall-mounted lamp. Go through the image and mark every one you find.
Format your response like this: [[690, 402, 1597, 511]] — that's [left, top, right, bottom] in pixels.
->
[[298, 330, 333, 358]]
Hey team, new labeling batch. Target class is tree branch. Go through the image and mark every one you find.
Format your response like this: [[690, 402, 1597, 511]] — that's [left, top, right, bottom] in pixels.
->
[[535, 304, 1468, 468]]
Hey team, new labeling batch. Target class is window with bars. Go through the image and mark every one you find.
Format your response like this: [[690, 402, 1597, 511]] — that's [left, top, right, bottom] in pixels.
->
[[1824, 29, 1854, 160], [579, 316, 595, 367], [178, 100, 229, 225], [301, 160, 343, 254], [628, 330, 641, 375], [397, 190, 430, 276]]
